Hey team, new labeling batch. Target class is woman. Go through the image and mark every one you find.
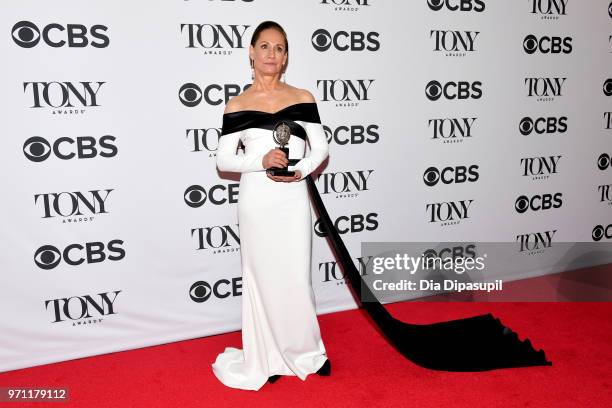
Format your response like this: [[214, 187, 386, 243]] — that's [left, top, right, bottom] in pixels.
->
[[211, 21, 331, 391], [212, 19, 551, 392]]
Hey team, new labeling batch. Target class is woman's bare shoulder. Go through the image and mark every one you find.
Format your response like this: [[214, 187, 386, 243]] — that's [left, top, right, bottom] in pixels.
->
[[294, 87, 316, 104], [224, 94, 246, 114], [281, 84, 315, 104]]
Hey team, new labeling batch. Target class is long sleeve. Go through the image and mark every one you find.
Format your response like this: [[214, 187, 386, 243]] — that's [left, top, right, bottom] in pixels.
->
[[216, 130, 266, 173], [293, 121, 329, 180]]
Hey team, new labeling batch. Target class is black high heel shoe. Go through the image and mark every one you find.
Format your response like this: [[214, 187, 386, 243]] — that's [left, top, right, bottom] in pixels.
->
[[316, 359, 331, 376], [268, 374, 281, 384]]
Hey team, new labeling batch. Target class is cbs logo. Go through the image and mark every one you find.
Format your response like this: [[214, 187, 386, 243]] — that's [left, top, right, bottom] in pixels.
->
[[427, 0, 485, 12], [23, 136, 117, 162], [423, 165, 479, 186], [515, 193, 563, 214], [311, 29, 380, 52], [519, 117, 567, 135], [189, 278, 242, 302], [523, 34, 572, 54], [34, 240, 125, 270], [11, 20, 109, 48], [184, 184, 239, 207], [425, 80, 482, 101]]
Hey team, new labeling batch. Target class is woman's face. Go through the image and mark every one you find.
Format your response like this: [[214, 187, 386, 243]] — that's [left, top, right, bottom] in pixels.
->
[[249, 28, 287, 77]]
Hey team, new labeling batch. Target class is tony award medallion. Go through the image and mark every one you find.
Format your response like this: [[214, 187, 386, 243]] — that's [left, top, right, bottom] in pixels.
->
[[269, 121, 295, 176]]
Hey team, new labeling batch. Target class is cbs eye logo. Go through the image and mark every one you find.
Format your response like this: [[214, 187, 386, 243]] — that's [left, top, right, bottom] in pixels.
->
[[592, 224, 612, 241], [314, 219, 330, 237], [190, 281, 212, 302], [179, 83, 202, 107], [609, 1, 612, 19], [12, 21, 39, 48], [23, 137, 51, 162], [312, 29, 332, 51], [598, 153, 611, 170], [425, 81, 443, 100], [523, 35, 538, 54], [519, 117, 533, 135], [604, 79, 612, 96], [34, 245, 62, 270], [184, 185, 207, 207]]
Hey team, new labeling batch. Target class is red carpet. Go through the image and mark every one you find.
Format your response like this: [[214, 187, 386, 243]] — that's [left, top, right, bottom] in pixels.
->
[[1, 300, 610, 407]]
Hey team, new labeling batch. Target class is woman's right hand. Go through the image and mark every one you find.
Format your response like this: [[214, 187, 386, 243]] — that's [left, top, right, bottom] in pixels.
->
[[262, 148, 288, 170]]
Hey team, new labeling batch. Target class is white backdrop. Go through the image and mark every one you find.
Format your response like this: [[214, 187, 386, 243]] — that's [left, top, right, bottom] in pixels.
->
[[1, 0, 611, 372]]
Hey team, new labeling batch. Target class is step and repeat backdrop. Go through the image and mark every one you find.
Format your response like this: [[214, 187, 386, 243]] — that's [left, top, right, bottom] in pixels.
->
[[1, 0, 611, 372]]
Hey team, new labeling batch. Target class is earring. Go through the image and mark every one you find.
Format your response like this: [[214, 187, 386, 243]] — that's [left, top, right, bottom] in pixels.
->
[[282, 65, 286, 83], [250, 59, 254, 80]]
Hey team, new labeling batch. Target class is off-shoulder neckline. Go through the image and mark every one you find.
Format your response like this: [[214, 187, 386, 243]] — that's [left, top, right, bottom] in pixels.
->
[[223, 102, 316, 116]]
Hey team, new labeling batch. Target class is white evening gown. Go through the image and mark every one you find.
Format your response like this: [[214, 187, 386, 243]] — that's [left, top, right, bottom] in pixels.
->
[[211, 102, 330, 391]]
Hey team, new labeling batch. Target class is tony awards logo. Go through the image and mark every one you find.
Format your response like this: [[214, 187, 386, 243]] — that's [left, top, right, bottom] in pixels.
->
[[269, 121, 295, 177]]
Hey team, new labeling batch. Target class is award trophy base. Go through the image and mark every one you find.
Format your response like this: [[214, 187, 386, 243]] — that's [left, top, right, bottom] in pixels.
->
[[267, 147, 295, 177], [267, 168, 296, 177]]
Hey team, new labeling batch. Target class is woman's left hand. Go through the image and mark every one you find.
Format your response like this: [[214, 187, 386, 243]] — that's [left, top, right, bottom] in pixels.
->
[[267, 170, 302, 182]]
